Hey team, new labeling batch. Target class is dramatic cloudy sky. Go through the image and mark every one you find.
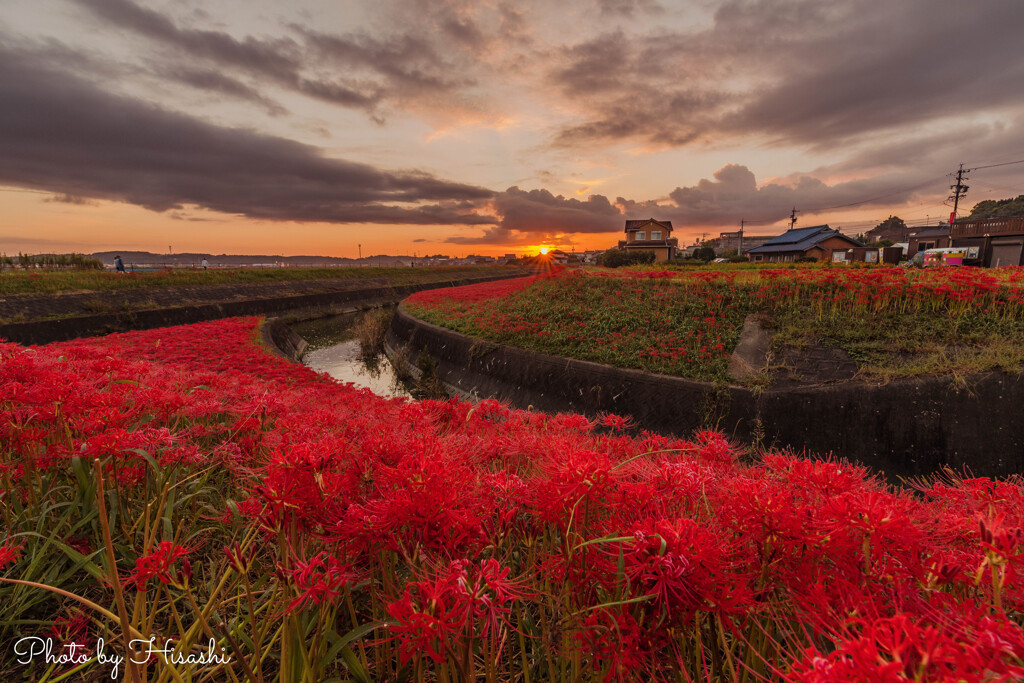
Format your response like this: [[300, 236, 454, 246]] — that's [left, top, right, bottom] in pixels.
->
[[2, 0, 1023, 256]]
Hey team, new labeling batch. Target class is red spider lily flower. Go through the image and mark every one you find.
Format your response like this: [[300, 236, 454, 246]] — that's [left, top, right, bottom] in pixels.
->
[[978, 514, 1024, 561], [598, 413, 633, 432], [128, 541, 192, 590], [0, 540, 24, 569], [531, 448, 614, 526], [623, 518, 747, 620], [460, 559, 531, 638], [224, 541, 256, 574], [48, 609, 93, 649], [692, 429, 740, 466], [385, 564, 470, 665], [11, 297, 1024, 680], [576, 607, 649, 683], [286, 552, 352, 612], [790, 609, 1024, 682]]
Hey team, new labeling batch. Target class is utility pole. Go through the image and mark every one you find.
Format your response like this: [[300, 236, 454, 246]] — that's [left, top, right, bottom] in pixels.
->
[[358, 244, 362, 260], [739, 219, 745, 255], [949, 163, 969, 224], [788, 207, 799, 231]]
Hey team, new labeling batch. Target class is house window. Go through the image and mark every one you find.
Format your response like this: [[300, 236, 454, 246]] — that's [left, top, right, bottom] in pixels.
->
[[651, 230, 661, 240], [636, 231, 646, 241]]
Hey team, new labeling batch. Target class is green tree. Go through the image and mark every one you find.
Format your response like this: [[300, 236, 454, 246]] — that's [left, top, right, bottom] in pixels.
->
[[597, 250, 656, 268], [968, 195, 1024, 219], [692, 246, 716, 262]]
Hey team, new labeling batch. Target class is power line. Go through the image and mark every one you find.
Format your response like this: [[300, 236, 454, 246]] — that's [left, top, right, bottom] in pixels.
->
[[778, 157, 1021, 220], [801, 174, 949, 213], [0, 187, 50, 195], [968, 179, 1023, 197], [758, 156, 1021, 236], [970, 158, 1024, 171]]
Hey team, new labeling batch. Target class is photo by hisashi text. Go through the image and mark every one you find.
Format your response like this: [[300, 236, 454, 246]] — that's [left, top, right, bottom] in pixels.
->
[[12, 636, 231, 679]]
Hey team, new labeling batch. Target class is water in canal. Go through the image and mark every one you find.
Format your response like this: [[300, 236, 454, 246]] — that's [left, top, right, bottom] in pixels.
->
[[289, 308, 414, 399]]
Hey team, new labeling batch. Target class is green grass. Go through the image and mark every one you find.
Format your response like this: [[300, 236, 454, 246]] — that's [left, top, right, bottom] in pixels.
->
[[0, 265, 516, 296], [769, 305, 1024, 381], [407, 267, 1024, 385]]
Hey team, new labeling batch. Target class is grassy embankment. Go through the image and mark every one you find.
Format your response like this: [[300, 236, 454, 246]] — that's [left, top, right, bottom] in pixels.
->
[[0, 265, 517, 296], [404, 265, 1024, 384]]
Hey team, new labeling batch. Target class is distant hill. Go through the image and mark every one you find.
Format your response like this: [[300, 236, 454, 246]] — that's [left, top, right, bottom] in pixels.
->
[[91, 251, 418, 268]]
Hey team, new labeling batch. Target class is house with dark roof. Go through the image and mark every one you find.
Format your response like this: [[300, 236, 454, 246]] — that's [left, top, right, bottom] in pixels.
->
[[907, 226, 951, 258], [745, 225, 861, 263], [864, 216, 914, 244], [617, 219, 679, 262]]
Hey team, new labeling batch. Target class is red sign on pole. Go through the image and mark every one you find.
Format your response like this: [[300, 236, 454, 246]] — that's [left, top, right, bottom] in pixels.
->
[[949, 212, 956, 224]]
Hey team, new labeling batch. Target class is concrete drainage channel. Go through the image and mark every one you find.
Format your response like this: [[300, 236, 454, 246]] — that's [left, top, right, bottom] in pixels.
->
[[1, 272, 528, 345], [385, 303, 1024, 479]]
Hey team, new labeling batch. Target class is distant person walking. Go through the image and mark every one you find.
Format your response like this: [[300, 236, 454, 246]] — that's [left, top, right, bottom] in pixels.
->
[[114, 255, 125, 273], [201, 258, 209, 270]]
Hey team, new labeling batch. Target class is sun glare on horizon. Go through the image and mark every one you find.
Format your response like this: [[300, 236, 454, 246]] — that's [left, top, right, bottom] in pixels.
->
[[539, 247, 549, 255]]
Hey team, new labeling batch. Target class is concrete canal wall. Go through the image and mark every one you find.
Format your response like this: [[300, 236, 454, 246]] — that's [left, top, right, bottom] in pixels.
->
[[0, 272, 526, 345], [388, 302, 1024, 478]]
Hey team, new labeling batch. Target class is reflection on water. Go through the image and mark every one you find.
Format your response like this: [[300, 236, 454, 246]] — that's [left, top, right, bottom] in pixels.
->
[[290, 311, 364, 351], [303, 340, 413, 399], [292, 309, 413, 399]]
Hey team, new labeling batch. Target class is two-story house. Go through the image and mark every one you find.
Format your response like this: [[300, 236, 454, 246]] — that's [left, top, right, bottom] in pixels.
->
[[617, 218, 679, 262]]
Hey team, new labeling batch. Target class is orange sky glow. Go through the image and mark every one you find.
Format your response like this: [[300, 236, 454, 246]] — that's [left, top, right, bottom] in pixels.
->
[[1, 1, 1021, 259]]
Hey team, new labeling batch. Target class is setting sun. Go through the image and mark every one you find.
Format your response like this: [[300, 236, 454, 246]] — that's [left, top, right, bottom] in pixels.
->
[[539, 247, 549, 255]]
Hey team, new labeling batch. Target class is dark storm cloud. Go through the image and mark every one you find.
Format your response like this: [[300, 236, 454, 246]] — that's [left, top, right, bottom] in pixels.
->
[[4, 34, 290, 117], [69, 0, 385, 109], [721, 2, 1024, 148], [153, 65, 289, 116], [551, 0, 1024, 152], [445, 227, 518, 245], [67, 0, 529, 117], [43, 194, 99, 206], [616, 164, 937, 229], [441, 15, 486, 48], [549, 33, 630, 97], [445, 159, 953, 245], [446, 186, 625, 244], [556, 89, 724, 147], [295, 28, 472, 95], [494, 187, 623, 233], [0, 50, 496, 225], [597, 0, 663, 17], [71, 0, 302, 79]]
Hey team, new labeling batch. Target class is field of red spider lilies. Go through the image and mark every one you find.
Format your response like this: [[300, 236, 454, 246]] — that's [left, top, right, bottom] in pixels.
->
[[3, 315, 1024, 681], [404, 265, 1024, 382]]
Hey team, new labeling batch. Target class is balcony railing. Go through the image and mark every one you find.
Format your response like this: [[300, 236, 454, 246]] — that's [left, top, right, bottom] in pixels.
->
[[618, 238, 679, 247], [950, 216, 1024, 238]]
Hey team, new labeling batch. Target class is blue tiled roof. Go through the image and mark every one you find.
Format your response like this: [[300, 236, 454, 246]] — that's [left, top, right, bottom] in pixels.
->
[[746, 225, 857, 253]]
